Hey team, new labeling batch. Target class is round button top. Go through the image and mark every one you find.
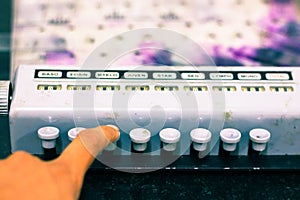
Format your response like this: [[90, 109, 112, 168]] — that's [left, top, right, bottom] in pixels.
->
[[190, 128, 212, 143], [129, 128, 151, 144], [68, 127, 86, 141], [220, 128, 241, 143], [38, 126, 60, 140], [249, 128, 271, 143], [159, 128, 181, 143], [106, 124, 121, 141]]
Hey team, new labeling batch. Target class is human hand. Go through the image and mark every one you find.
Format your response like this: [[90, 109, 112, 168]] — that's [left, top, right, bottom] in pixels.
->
[[0, 126, 119, 200]]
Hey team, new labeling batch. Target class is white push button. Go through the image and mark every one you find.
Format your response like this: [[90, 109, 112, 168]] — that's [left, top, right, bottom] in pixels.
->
[[249, 128, 271, 151], [190, 128, 212, 151], [220, 128, 241, 152], [129, 128, 151, 152], [104, 125, 120, 151], [159, 128, 180, 151], [37, 126, 60, 149], [68, 127, 86, 141]]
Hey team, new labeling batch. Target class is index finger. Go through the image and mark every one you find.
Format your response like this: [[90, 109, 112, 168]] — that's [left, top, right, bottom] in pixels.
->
[[52, 126, 119, 181]]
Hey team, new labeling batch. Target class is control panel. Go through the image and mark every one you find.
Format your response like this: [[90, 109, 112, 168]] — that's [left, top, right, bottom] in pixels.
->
[[8, 65, 300, 167], [7, 0, 300, 170]]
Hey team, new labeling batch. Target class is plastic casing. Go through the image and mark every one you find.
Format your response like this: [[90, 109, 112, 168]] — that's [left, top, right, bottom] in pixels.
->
[[9, 65, 300, 156]]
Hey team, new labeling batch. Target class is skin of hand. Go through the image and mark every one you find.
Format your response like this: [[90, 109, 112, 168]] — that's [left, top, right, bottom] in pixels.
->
[[0, 126, 120, 200]]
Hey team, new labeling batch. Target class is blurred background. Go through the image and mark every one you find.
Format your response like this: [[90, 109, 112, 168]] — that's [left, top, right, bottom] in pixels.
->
[[10, 0, 300, 78]]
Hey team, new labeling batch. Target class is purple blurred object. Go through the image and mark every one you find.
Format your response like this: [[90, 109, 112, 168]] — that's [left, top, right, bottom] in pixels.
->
[[45, 50, 76, 65], [152, 49, 173, 66], [135, 42, 172, 65], [259, 0, 298, 46]]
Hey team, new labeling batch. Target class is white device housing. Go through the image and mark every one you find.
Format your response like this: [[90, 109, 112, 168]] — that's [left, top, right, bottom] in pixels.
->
[[9, 65, 300, 156]]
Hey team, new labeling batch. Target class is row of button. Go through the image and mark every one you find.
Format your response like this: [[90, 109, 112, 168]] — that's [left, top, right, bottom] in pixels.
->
[[37, 125, 121, 152], [37, 126, 271, 153], [37, 71, 291, 81], [128, 127, 270, 152]]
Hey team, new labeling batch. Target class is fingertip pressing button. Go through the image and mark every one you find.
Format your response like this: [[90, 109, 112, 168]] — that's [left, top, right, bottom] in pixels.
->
[[105, 124, 120, 151], [106, 124, 121, 140]]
